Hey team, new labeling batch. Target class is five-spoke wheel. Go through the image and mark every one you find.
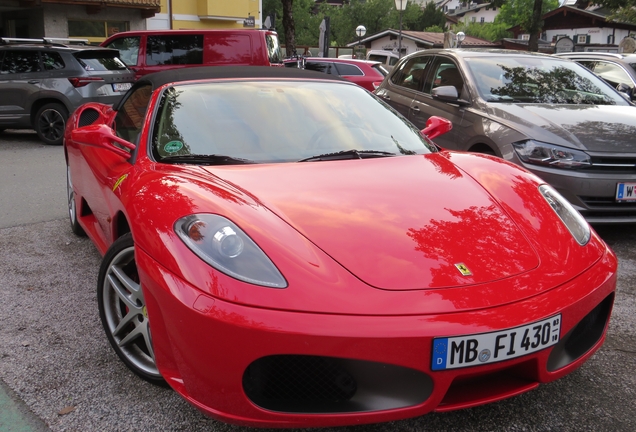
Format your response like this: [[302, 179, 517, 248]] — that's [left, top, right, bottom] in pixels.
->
[[98, 234, 164, 384]]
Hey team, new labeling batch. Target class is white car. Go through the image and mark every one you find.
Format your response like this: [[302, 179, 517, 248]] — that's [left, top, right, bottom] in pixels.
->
[[366, 50, 400, 71]]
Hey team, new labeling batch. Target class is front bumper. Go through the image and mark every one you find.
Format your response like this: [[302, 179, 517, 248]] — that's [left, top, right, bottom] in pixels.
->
[[503, 153, 636, 224], [136, 247, 616, 428]]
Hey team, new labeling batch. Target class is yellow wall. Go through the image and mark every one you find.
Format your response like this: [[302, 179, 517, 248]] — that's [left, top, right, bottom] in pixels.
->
[[167, 0, 261, 30]]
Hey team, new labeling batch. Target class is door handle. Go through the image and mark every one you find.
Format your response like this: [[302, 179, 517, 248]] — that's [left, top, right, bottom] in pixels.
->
[[411, 105, 420, 112], [28, 80, 40, 84]]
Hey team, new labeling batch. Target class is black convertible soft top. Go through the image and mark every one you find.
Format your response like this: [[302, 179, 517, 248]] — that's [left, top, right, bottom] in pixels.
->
[[113, 66, 348, 112], [138, 65, 345, 90]]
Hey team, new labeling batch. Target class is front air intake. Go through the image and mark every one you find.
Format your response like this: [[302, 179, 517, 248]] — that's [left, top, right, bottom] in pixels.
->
[[547, 293, 614, 371], [243, 355, 433, 413]]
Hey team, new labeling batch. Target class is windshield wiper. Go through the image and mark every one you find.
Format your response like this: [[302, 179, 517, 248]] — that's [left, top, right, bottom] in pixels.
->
[[160, 154, 255, 165], [298, 149, 396, 162]]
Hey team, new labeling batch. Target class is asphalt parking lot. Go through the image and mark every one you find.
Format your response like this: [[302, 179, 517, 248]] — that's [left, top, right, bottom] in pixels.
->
[[0, 130, 634, 431]]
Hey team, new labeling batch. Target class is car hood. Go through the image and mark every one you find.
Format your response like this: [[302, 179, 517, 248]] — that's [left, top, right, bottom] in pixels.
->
[[487, 103, 636, 153], [202, 154, 539, 290]]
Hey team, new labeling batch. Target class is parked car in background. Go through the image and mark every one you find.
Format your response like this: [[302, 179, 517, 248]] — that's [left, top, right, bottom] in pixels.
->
[[101, 29, 283, 79], [284, 57, 387, 91], [555, 52, 636, 102], [64, 65, 616, 427], [0, 37, 135, 145], [366, 49, 400, 71], [375, 48, 636, 223]]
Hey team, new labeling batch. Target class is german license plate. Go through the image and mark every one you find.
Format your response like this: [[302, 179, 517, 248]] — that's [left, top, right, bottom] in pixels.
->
[[112, 83, 132, 92], [616, 183, 636, 201], [431, 314, 561, 371]]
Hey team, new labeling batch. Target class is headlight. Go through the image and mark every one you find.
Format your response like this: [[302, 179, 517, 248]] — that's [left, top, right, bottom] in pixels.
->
[[539, 185, 590, 246], [512, 140, 591, 169], [175, 214, 287, 288]]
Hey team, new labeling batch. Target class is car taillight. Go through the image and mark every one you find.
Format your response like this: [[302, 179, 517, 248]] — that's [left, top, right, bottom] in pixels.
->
[[68, 77, 105, 88]]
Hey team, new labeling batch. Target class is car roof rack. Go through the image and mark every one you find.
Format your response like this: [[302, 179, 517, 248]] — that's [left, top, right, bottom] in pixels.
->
[[558, 51, 624, 59], [0, 37, 89, 46]]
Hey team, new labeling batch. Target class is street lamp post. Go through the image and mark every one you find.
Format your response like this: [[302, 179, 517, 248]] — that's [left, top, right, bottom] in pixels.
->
[[355, 25, 366, 59], [456, 31, 466, 48], [394, 0, 408, 58]]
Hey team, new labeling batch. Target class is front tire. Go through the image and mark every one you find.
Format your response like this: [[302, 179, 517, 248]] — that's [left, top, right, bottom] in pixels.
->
[[35, 103, 68, 145], [98, 233, 165, 385]]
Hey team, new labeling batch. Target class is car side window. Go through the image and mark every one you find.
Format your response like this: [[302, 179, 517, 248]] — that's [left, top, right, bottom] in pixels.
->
[[0, 50, 41, 74], [114, 84, 153, 144], [391, 56, 431, 91], [334, 63, 363, 76], [425, 59, 464, 97], [41, 51, 65, 71], [146, 35, 203, 66], [305, 61, 333, 74], [581, 60, 633, 89]]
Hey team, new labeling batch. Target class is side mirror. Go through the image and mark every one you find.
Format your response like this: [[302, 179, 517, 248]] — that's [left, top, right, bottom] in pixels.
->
[[70, 124, 135, 159], [421, 116, 453, 140], [432, 85, 458, 100], [616, 83, 634, 100], [432, 85, 470, 106]]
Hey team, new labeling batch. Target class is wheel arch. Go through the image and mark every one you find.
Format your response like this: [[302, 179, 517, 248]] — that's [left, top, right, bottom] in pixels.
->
[[113, 211, 131, 241], [30, 97, 72, 124], [468, 142, 499, 156]]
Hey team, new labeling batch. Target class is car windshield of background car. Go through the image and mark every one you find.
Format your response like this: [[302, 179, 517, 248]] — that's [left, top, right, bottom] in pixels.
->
[[151, 80, 436, 164], [464, 56, 629, 105], [104, 36, 139, 66]]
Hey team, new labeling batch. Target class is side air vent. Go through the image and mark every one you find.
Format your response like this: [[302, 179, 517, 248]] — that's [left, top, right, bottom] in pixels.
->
[[78, 108, 100, 127]]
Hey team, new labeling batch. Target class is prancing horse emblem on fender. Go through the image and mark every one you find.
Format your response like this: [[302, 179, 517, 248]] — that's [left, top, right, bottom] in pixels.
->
[[455, 263, 472, 276]]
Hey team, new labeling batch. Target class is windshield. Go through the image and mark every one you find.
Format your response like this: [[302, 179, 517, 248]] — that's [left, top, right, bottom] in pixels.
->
[[266, 33, 283, 64], [464, 56, 628, 105], [151, 80, 435, 164], [104, 36, 140, 66]]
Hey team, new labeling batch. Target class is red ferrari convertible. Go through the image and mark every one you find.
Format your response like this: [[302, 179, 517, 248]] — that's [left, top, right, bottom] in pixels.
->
[[64, 66, 616, 428]]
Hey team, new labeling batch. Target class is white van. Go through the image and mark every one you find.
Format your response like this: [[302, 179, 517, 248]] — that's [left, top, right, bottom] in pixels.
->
[[366, 50, 400, 71]]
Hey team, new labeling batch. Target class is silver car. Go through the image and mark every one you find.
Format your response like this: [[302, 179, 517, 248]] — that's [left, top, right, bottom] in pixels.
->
[[555, 52, 636, 102], [375, 48, 636, 224], [0, 38, 135, 145]]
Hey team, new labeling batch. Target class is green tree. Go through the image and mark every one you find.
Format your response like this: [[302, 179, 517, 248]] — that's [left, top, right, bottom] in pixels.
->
[[415, 2, 447, 32], [281, 0, 297, 54], [263, 0, 445, 53], [494, 0, 559, 51], [453, 22, 512, 42], [595, 0, 636, 24]]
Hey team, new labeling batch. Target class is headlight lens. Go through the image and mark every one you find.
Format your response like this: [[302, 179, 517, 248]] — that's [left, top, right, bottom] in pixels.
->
[[539, 185, 590, 246], [175, 214, 287, 288], [512, 140, 591, 169]]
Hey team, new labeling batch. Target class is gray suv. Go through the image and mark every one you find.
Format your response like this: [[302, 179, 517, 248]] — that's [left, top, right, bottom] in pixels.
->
[[375, 49, 636, 223], [0, 38, 135, 145]]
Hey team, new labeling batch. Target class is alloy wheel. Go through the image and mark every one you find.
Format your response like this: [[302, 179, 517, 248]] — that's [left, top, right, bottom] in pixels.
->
[[100, 240, 161, 380]]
